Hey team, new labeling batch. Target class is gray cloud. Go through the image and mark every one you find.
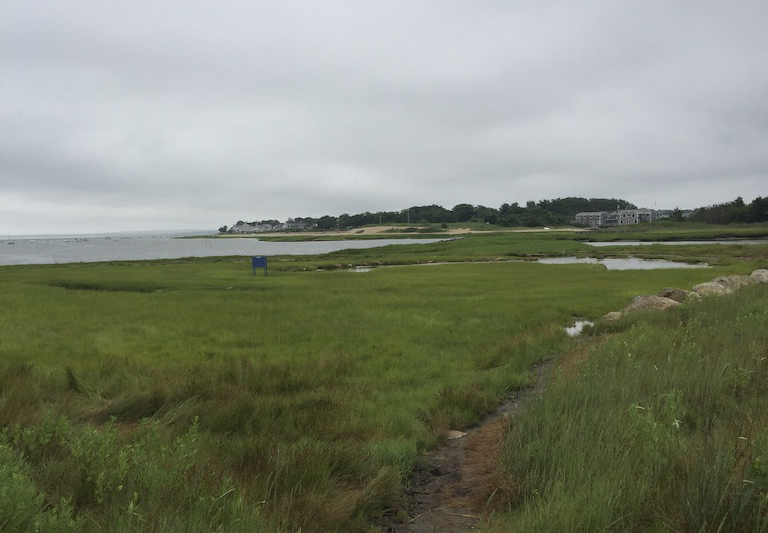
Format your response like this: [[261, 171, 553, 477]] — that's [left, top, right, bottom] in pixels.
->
[[2, 0, 767, 234]]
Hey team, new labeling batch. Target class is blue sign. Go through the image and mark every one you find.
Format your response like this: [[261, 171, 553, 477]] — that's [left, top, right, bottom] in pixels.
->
[[252, 256, 268, 276]]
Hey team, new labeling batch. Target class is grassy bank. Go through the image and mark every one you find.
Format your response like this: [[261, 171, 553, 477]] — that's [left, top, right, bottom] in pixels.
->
[[490, 283, 768, 532], [0, 231, 764, 531], [570, 221, 768, 242]]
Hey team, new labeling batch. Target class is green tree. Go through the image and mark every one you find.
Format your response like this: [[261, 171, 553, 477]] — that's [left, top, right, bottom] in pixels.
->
[[316, 215, 337, 230], [338, 214, 352, 229], [475, 205, 499, 224], [748, 196, 768, 222], [452, 204, 476, 223]]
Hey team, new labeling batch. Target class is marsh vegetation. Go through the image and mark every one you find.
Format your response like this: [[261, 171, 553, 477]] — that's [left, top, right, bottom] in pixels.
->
[[0, 228, 765, 532], [490, 283, 768, 532]]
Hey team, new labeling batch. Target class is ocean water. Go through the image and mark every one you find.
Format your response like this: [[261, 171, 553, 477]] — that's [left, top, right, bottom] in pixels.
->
[[0, 232, 443, 266]]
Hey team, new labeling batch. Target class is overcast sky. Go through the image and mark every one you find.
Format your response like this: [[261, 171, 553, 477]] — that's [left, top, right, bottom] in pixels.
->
[[2, 1, 767, 234]]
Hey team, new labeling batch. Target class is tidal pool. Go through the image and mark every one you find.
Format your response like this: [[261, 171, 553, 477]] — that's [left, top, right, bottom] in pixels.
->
[[537, 257, 709, 270], [565, 320, 594, 337], [347, 266, 375, 272]]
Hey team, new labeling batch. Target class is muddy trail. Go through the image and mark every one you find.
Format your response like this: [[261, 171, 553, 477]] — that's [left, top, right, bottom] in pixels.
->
[[378, 360, 553, 532]]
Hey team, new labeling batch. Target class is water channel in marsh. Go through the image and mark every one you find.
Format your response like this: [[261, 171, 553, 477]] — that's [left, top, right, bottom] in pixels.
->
[[536, 257, 709, 270]]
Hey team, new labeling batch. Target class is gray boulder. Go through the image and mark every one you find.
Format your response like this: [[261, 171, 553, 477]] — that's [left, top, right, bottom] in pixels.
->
[[658, 287, 693, 303], [693, 275, 754, 296], [713, 275, 754, 291], [602, 311, 623, 321], [693, 281, 731, 296], [751, 269, 768, 284], [622, 295, 680, 314]]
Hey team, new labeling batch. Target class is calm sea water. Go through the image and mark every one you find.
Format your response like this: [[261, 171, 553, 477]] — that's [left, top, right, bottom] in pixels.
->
[[0, 232, 444, 266]]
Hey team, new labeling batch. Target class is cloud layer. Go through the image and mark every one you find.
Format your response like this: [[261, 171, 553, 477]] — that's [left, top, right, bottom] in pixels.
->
[[2, 0, 767, 234]]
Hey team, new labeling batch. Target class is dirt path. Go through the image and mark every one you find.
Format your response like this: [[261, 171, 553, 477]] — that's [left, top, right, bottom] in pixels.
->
[[378, 360, 553, 532]]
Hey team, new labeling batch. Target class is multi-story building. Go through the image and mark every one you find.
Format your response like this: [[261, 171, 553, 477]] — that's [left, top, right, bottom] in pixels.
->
[[574, 211, 607, 227], [575, 209, 658, 228]]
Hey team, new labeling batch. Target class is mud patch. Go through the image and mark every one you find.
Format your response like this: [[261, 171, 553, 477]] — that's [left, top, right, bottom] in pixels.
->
[[379, 360, 553, 532]]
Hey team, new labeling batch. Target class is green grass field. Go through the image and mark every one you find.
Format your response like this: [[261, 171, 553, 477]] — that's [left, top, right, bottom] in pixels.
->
[[569, 221, 768, 241], [490, 283, 768, 532], [0, 230, 765, 532]]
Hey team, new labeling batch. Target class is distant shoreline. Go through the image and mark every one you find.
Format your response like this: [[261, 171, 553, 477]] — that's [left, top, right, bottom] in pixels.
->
[[214, 224, 588, 239], [3, 229, 217, 240]]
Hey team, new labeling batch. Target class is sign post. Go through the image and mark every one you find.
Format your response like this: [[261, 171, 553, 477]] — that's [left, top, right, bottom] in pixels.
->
[[252, 256, 268, 276]]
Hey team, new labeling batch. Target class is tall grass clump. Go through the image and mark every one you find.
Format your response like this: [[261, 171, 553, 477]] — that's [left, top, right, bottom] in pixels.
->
[[0, 412, 270, 533], [491, 284, 768, 532]]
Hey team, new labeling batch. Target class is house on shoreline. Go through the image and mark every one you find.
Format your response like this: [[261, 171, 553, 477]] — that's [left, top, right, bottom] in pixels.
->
[[575, 209, 659, 228], [227, 218, 316, 234], [229, 222, 275, 234]]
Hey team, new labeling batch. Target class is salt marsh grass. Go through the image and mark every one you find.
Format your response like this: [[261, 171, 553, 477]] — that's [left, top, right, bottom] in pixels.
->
[[490, 284, 768, 532], [0, 232, 759, 531]]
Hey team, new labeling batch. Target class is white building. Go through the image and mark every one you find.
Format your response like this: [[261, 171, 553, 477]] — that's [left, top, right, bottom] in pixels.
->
[[229, 222, 277, 234]]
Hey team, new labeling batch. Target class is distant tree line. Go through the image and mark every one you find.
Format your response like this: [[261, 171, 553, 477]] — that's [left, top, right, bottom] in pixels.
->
[[328, 197, 636, 229], [225, 197, 636, 232], [223, 195, 767, 233], [688, 196, 768, 224]]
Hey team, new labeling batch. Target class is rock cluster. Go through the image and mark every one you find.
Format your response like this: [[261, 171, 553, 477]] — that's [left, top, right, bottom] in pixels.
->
[[602, 268, 768, 321]]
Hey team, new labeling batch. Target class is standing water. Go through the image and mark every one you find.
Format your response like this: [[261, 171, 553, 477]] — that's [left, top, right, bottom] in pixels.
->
[[0, 233, 445, 266], [537, 257, 709, 270]]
